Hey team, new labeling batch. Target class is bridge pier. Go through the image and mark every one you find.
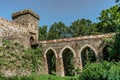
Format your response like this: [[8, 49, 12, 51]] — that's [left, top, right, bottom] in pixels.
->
[[43, 56, 48, 74], [56, 57, 64, 76], [74, 50, 83, 73]]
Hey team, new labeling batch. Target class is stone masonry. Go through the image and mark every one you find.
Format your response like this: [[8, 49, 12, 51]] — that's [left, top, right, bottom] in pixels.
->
[[0, 9, 39, 47], [40, 33, 114, 76], [0, 9, 114, 76]]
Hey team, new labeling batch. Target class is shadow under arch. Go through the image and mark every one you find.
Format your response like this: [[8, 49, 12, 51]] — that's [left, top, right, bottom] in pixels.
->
[[44, 47, 57, 75], [80, 44, 97, 68], [59, 46, 76, 76], [30, 36, 34, 42], [103, 45, 110, 61], [30, 36, 34, 46]]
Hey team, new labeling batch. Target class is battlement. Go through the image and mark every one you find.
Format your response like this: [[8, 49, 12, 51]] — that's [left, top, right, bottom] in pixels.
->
[[0, 17, 27, 30], [12, 9, 39, 20]]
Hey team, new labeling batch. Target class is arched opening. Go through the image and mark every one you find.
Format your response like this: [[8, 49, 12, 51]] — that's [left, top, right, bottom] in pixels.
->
[[30, 36, 37, 48], [46, 49, 56, 75], [30, 36, 34, 43], [62, 48, 75, 76], [103, 45, 110, 61], [81, 46, 96, 67]]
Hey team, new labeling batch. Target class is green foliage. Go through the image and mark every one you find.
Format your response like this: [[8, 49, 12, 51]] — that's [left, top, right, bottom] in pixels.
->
[[62, 49, 75, 76], [39, 25, 48, 40], [108, 62, 120, 80], [103, 32, 120, 61], [103, 37, 114, 45], [0, 75, 34, 80], [81, 47, 96, 67], [79, 61, 120, 80], [115, 0, 120, 3], [33, 74, 76, 80], [109, 32, 120, 61], [70, 19, 97, 37], [47, 21, 70, 40], [38, 19, 98, 40], [46, 50, 56, 75], [0, 73, 78, 80], [0, 39, 43, 76], [37, 2, 120, 40], [97, 5, 120, 33], [23, 47, 42, 72]]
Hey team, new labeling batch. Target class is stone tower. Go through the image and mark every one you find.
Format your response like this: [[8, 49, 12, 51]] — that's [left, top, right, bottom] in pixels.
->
[[12, 9, 40, 45]]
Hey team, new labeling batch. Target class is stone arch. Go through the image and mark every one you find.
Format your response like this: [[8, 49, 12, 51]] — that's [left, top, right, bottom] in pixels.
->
[[80, 44, 98, 57], [80, 44, 98, 68], [44, 47, 57, 58], [59, 46, 76, 58], [30, 36, 34, 43], [59, 46, 76, 76], [44, 47, 57, 75]]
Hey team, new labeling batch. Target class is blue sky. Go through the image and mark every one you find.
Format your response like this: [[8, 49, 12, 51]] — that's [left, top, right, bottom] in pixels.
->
[[0, 0, 116, 27]]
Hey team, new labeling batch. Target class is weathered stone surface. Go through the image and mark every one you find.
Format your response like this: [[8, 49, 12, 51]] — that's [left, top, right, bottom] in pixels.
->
[[0, 9, 114, 76], [40, 33, 114, 76], [0, 9, 39, 47], [0, 9, 40, 76]]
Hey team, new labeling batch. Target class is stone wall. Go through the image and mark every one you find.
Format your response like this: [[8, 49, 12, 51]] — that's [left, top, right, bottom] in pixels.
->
[[0, 9, 41, 76], [0, 17, 30, 47], [0, 9, 40, 47]]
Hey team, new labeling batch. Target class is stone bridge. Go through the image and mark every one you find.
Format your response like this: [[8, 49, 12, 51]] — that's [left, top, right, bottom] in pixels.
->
[[39, 33, 114, 76]]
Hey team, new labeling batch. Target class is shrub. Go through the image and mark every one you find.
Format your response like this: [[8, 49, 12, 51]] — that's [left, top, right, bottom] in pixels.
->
[[79, 61, 120, 80], [0, 74, 34, 80]]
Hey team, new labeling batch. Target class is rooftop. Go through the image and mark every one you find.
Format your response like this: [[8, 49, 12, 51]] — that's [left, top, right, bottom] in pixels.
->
[[12, 9, 40, 20]]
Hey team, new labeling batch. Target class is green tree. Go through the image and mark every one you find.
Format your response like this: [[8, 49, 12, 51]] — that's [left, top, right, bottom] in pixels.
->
[[47, 21, 69, 40], [103, 32, 120, 61], [97, 5, 120, 33], [87, 23, 98, 35], [70, 19, 97, 37], [107, 32, 120, 61], [39, 25, 48, 40], [115, 0, 120, 3]]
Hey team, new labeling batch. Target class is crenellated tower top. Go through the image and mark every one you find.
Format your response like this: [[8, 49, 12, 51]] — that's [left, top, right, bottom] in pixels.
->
[[12, 9, 40, 45]]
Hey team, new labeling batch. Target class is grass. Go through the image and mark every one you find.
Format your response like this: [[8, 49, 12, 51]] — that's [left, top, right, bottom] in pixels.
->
[[30, 74, 78, 80], [0, 74, 79, 80]]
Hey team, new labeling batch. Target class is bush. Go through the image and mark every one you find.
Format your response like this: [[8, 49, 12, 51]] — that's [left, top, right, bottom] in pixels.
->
[[0, 74, 34, 80], [79, 61, 120, 80]]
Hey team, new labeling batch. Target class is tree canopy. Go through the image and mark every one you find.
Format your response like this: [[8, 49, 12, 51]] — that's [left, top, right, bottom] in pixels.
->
[[97, 5, 120, 33], [47, 21, 69, 40]]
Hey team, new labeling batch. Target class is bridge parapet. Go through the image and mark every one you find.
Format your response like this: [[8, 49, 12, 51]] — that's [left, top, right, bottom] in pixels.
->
[[39, 33, 114, 44]]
